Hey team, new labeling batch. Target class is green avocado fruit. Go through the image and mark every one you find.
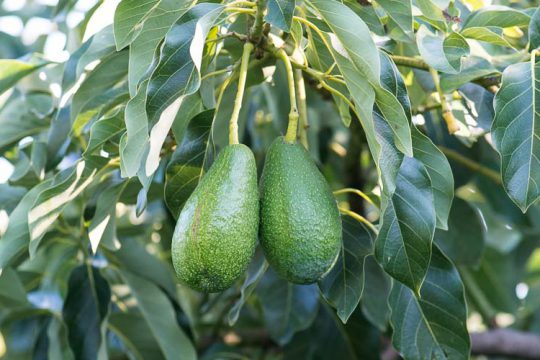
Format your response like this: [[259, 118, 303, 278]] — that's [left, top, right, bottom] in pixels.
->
[[171, 144, 259, 293], [260, 137, 342, 284]]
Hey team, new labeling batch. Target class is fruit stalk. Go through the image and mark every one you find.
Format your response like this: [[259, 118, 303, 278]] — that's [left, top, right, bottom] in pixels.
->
[[276, 49, 299, 144], [429, 67, 459, 134], [229, 42, 254, 145], [294, 69, 309, 149]]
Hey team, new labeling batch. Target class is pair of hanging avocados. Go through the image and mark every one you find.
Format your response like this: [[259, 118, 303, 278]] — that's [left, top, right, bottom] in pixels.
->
[[171, 135, 342, 292]]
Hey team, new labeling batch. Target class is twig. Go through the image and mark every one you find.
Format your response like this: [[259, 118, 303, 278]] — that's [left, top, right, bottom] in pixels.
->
[[471, 329, 540, 359], [439, 146, 502, 185]]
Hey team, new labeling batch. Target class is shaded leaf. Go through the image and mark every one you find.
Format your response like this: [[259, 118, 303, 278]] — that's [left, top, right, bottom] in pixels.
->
[[256, 268, 319, 345], [121, 270, 196, 360], [530, 7, 540, 50], [375, 156, 436, 293], [376, 0, 412, 37], [165, 109, 213, 218], [0, 267, 28, 308], [389, 247, 470, 359], [361, 256, 390, 330], [0, 184, 26, 214], [63, 265, 111, 360], [266, 0, 296, 32], [47, 317, 74, 360], [440, 56, 499, 93], [319, 216, 374, 323], [435, 197, 484, 266], [492, 58, 540, 211], [84, 109, 125, 157]]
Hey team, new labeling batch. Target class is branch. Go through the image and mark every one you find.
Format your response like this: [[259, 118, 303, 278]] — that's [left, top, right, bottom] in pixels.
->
[[438, 146, 502, 185], [471, 329, 540, 359], [390, 55, 500, 93]]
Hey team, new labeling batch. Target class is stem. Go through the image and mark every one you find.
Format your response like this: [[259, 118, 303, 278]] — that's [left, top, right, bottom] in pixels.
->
[[250, 0, 267, 43], [229, 42, 254, 145], [276, 49, 299, 143], [294, 69, 309, 149], [429, 67, 460, 134], [201, 67, 232, 81], [339, 208, 379, 235], [333, 188, 379, 210], [439, 146, 502, 185]]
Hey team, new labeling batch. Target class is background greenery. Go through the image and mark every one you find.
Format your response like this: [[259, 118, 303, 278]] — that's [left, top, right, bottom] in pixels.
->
[[2, 0, 540, 359]]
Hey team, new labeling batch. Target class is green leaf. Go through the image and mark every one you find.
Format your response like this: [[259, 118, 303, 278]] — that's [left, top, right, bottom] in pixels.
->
[[375, 156, 436, 293], [417, 26, 470, 74], [0, 267, 28, 307], [47, 317, 75, 360], [435, 198, 484, 266], [120, 270, 197, 360], [319, 216, 374, 323], [63, 265, 111, 360], [128, 0, 193, 95], [411, 126, 454, 230], [88, 180, 128, 253], [461, 27, 514, 48], [416, 0, 446, 22], [70, 51, 128, 124], [108, 313, 165, 360], [0, 59, 48, 95], [265, 0, 296, 32], [530, 7, 540, 50], [0, 94, 50, 154], [146, 3, 224, 124], [256, 268, 319, 345], [228, 250, 268, 326], [308, 0, 380, 84], [463, 5, 530, 29], [389, 247, 470, 359], [492, 58, 540, 211], [113, 0, 159, 50], [343, 0, 384, 36], [165, 109, 213, 218], [361, 256, 390, 330], [0, 184, 26, 214], [84, 109, 125, 157], [28, 156, 109, 256], [0, 178, 53, 269], [440, 56, 500, 93], [376, 0, 413, 37]]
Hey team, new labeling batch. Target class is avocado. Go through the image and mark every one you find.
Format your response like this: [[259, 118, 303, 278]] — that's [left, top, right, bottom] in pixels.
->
[[171, 144, 259, 293], [259, 137, 342, 284]]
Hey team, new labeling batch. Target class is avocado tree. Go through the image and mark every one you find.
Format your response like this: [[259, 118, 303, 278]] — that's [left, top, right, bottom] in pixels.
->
[[3, 0, 540, 358]]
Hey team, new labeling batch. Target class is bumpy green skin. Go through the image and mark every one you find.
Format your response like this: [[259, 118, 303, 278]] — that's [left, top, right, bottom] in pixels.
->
[[171, 144, 259, 293], [260, 137, 342, 284]]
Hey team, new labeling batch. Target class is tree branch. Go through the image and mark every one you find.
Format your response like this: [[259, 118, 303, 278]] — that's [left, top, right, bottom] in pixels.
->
[[390, 55, 501, 93], [471, 329, 540, 359]]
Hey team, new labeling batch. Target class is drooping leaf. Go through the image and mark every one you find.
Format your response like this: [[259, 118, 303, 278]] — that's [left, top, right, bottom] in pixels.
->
[[113, 0, 159, 50], [120, 270, 197, 360], [417, 26, 470, 74], [63, 265, 111, 360], [411, 126, 454, 230], [127, 0, 193, 95], [375, 156, 436, 293], [146, 3, 224, 124], [361, 256, 391, 331], [389, 247, 470, 359], [108, 313, 165, 360], [256, 268, 319, 345], [463, 5, 530, 29], [228, 250, 268, 326], [0, 178, 53, 269], [165, 109, 213, 218], [0, 59, 48, 95], [435, 197, 484, 266], [28, 156, 109, 256], [319, 216, 374, 323], [47, 316, 75, 360], [265, 0, 296, 32], [376, 0, 413, 38], [88, 180, 128, 253], [492, 58, 540, 211], [308, 0, 380, 84]]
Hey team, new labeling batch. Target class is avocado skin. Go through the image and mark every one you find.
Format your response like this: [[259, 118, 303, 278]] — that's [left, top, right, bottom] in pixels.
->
[[260, 137, 342, 284], [172, 144, 259, 293]]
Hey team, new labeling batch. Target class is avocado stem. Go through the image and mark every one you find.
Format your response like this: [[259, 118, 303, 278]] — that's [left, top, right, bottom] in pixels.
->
[[429, 67, 459, 134], [294, 69, 309, 149], [339, 208, 379, 235], [229, 42, 254, 145], [276, 49, 299, 143]]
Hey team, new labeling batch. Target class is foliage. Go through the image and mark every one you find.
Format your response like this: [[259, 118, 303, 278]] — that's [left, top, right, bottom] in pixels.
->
[[2, 0, 540, 359]]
